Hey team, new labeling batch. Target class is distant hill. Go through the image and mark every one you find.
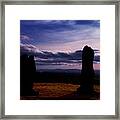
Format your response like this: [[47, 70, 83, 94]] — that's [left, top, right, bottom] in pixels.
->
[[37, 69, 100, 75]]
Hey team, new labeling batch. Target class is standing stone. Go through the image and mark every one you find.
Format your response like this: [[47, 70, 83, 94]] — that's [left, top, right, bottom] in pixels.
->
[[79, 45, 95, 94], [20, 54, 36, 96]]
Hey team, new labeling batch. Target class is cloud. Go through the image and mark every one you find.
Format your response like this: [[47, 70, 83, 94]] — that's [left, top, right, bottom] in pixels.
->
[[35, 57, 82, 66], [20, 20, 99, 27], [20, 43, 40, 53], [94, 55, 100, 62], [20, 20, 100, 49], [20, 35, 31, 41], [20, 43, 100, 66], [35, 24, 99, 44]]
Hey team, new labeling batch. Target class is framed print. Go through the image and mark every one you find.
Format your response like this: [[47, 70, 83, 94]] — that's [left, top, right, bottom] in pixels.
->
[[0, 0, 119, 119]]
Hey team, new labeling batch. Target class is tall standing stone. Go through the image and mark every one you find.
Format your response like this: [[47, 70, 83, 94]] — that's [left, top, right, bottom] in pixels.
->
[[20, 54, 36, 96], [79, 45, 95, 94]]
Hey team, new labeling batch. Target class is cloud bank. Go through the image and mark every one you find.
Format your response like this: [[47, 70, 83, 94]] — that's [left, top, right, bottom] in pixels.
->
[[20, 43, 100, 66]]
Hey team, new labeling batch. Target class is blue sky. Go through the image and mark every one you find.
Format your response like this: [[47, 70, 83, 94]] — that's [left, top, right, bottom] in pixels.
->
[[20, 20, 100, 70]]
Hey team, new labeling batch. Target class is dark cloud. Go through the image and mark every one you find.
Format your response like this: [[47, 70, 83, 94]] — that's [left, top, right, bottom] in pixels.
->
[[20, 20, 100, 46], [70, 50, 82, 60], [20, 43, 100, 66], [94, 55, 100, 62]]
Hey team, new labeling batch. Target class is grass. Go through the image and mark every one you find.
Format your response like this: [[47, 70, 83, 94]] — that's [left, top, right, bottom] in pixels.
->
[[20, 83, 100, 100]]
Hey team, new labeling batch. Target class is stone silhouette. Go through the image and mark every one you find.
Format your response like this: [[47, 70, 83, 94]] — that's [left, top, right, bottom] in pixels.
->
[[78, 45, 95, 94], [20, 54, 36, 96]]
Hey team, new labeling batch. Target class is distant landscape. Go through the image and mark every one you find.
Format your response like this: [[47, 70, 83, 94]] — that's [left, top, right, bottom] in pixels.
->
[[35, 69, 100, 85]]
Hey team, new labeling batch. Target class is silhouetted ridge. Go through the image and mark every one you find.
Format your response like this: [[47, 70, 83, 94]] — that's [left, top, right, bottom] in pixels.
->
[[20, 54, 37, 96]]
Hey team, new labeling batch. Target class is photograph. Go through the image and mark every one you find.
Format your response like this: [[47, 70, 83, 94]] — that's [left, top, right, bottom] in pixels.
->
[[20, 20, 100, 100]]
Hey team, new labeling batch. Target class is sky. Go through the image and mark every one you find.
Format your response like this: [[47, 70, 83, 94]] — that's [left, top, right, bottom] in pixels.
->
[[20, 20, 100, 71]]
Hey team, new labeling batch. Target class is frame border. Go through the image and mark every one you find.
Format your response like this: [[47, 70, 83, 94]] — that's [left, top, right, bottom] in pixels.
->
[[0, 0, 119, 119]]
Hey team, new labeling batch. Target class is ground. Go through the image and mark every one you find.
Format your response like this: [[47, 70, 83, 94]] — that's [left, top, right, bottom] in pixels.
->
[[20, 83, 100, 100]]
